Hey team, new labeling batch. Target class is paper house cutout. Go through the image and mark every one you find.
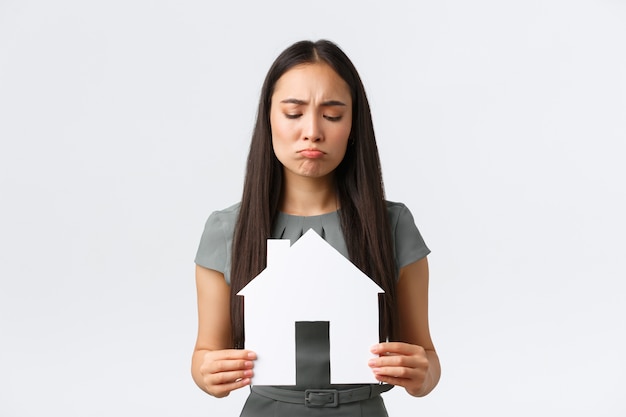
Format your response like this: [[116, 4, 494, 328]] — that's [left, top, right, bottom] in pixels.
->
[[237, 229, 383, 385]]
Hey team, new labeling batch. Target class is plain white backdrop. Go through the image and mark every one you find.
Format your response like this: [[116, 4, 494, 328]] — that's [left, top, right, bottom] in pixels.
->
[[1, 0, 625, 416]]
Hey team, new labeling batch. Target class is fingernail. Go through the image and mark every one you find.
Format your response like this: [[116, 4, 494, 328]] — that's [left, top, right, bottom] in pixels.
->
[[244, 361, 253, 368], [243, 370, 253, 377], [368, 359, 376, 366], [247, 352, 257, 359], [370, 344, 380, 353]]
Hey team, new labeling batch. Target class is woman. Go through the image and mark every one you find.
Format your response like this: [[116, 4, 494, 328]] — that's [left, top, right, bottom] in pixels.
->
[[192, 39, 440, 416]]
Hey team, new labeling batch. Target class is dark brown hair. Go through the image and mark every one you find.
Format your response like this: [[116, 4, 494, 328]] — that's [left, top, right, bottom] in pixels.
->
[[230, 40, 397, 348]]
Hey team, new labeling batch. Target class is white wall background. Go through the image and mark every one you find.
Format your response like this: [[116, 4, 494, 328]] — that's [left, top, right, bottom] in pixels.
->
[[1, 0, 624, 416]]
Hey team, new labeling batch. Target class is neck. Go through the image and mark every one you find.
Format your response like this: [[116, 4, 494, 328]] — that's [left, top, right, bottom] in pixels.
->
[[279, 172, 338, 216]]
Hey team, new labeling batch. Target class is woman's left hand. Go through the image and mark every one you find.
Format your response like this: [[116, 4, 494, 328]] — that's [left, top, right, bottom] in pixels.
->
[[369, 342, 430, 396]]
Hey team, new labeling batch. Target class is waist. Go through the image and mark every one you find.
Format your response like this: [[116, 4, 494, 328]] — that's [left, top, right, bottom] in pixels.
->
[[250, 384, 393, 408]]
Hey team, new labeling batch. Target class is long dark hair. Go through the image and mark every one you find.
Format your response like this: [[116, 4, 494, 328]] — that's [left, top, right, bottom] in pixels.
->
[[230, 40, 397, 348]]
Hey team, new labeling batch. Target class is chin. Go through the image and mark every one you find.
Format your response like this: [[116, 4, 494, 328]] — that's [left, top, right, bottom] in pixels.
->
[[287, 167, 334, 180], [287, 161, 336, 179]]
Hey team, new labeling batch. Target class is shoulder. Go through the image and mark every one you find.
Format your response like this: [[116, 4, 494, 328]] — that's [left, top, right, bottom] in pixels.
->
[[385, 200, 413, 226], [384, 200, 431, 268], [385, 200, 409, 214], [202, 202, 240, 233], [209, 202, 240, 222], [195, 203, 240, 281]]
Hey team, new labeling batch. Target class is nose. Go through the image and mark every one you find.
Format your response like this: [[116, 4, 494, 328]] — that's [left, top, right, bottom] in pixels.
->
[[303, 114, 323, 142]]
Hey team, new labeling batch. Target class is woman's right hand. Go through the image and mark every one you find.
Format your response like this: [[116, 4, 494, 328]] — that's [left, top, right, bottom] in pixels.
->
[[192, 266, 256, 397], [198, 349, 257, 398]]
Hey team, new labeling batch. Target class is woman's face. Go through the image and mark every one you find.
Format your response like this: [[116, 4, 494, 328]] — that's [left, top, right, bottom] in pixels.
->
[[270, 62, 353, 181]]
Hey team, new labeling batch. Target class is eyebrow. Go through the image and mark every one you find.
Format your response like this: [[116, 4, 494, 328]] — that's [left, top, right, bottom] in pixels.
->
[[280, 98, 347, 107]]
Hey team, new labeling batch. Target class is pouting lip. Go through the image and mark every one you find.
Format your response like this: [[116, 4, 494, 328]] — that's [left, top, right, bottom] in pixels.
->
[[298, 148, 326, 159], [297, 148, 326, 154]]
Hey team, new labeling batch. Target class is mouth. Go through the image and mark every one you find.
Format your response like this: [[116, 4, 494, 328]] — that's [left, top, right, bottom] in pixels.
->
[[298, 148, 325, 159]]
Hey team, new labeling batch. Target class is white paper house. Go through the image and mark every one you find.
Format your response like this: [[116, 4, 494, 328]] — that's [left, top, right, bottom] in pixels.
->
[[237, 229, 383, 385]]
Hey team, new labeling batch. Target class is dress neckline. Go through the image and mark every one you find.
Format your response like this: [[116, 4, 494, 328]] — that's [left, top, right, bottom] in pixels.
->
[[277, 210, 339, 219]]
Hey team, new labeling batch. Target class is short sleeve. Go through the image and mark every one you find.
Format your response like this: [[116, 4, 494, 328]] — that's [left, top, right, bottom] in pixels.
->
[[194, 204, 239, 284], [387, 201, 431, 269]]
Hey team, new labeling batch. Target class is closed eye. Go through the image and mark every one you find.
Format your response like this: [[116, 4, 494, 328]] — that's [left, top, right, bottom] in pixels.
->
[[285, 113, 302, 119], [324, 115, 343, 122]]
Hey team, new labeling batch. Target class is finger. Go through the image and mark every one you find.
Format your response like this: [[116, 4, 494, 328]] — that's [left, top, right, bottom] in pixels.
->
[[209, 377, 252, 398], [205, 358, 255, 374], [370, 342, 422, 356], [371, 365, 413, 380], [207, 349, 257, 361], [372, 372, 411, 387], [368, 353, 422, 369], [371, 364, 427, 391], [208, 368, 255, 386]]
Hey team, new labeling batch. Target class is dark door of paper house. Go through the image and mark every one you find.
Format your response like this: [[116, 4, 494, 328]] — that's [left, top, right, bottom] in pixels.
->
[[295, 321, 331, 387]]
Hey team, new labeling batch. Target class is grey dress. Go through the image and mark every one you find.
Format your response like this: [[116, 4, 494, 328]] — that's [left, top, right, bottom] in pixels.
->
[[195, 201, 430, 416]]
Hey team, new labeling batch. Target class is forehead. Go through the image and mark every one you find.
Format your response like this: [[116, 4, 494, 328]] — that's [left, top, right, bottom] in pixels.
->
[[272, 62, 351, 101]]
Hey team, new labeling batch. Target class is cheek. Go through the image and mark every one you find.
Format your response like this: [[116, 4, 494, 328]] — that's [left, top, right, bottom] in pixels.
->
[[269, 114, 293, 143], [332, 125, 351, 162], [270, 118, 290, 162], [335, 121, 352, 146]]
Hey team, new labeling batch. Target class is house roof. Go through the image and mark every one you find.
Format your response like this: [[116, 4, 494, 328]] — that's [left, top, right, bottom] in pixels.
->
[[238, 229, 383, 298]]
